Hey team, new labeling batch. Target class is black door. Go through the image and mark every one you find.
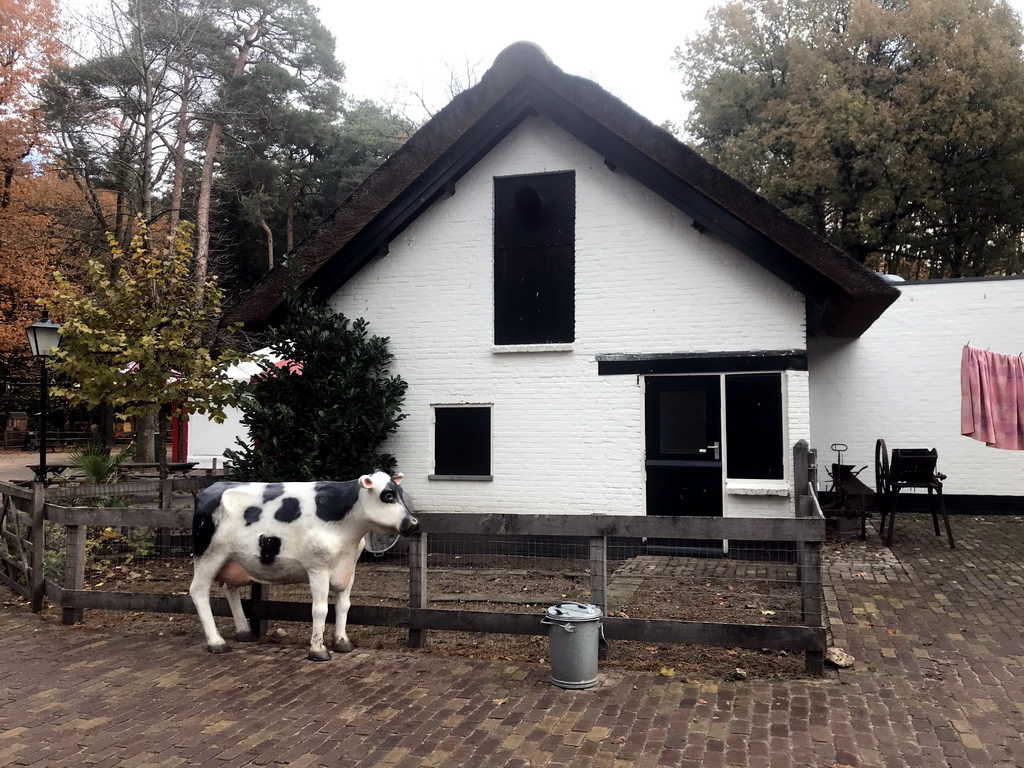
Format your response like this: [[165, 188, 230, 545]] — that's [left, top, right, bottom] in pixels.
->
[[645, 376, 724, 554]]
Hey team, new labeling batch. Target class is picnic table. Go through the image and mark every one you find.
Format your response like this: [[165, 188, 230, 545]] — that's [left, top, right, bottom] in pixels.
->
[[25, 463, 76, 480]]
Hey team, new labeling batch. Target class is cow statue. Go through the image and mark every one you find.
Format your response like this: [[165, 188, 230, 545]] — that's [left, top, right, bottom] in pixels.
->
[[188, 470, 419, 661]]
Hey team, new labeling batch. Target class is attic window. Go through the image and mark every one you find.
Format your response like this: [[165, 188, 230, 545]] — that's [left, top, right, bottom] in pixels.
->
[[493, 172, 575, 345]]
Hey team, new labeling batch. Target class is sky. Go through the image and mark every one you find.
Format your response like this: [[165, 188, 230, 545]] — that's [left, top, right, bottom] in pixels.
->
[[319, 0, 1024, 129], [318, 0, 722, 129]]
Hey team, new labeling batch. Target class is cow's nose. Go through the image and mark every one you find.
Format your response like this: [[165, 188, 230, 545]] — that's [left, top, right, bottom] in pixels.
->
[[400, 516, 420, 536]]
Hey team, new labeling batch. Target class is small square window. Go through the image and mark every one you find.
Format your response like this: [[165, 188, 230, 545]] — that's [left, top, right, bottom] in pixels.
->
[[432, 405, 491, 479]]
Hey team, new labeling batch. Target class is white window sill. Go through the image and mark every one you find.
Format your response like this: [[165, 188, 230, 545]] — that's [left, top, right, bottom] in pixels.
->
[[491, 344, 573, 354], [726, 481, 790, 496], [428, 474, 494, 482]]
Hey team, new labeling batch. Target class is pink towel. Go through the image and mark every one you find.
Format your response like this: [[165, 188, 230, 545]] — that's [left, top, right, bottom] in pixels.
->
[[961, 345, 1024, 450]]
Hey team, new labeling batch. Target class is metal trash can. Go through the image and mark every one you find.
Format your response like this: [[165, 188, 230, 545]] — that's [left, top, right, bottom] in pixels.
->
[[541, 602, 603, 689]]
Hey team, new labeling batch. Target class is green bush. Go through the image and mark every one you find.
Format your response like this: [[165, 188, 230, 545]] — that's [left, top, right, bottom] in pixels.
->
[[225, 289, 407, 481]]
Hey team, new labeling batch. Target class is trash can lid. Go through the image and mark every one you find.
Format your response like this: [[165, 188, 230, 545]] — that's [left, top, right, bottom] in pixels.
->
[[545, 602, 602, 621]]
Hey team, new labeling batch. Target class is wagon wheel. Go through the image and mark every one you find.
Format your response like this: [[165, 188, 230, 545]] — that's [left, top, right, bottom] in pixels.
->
[[874, 438, 890, 522], [874, 439, 889, 498]]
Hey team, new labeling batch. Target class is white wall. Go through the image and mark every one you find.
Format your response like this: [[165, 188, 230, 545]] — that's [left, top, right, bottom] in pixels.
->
[[188, 407, 244, 468], [809, 277, 1024, 498], [331, 116, 808, 517]]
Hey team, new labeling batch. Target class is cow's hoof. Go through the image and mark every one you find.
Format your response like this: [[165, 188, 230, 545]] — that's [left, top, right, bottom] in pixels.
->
[[235, 631, 258, 643], [307, 648, 332, 662], [208, 643, 232, 654], [331, 638, 355, 654]]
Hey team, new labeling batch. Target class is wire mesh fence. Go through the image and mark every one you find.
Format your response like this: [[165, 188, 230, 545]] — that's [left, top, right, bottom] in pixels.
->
[[19, 479, 824, 677], [41, 524, 809, 627]]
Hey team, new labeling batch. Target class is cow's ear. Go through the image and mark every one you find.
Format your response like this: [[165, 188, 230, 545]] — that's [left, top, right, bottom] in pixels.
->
[[392, 473, 404, 485], [359, 474, 374, 488]]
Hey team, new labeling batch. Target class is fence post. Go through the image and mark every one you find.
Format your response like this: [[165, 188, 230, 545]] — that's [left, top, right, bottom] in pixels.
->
[[589, 536, 608, 659], [63, 525, 86, 625], [794, 440, 825, 675], [30, 483, 45, 612], [157, 476, 174, 558], [793, 440, 808, 514], [249, 583, 270, 637], [408, 533, 427, 648], [800, 539, 824, 676]]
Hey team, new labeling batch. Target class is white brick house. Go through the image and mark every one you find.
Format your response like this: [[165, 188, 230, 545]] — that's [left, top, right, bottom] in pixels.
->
[[230, 42, 899, 521]]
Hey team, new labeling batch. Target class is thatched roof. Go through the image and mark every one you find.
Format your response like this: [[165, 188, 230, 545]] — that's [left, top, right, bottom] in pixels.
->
[[227, 41, 898, 337]]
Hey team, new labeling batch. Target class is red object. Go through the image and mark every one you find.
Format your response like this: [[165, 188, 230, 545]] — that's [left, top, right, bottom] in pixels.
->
[[171, 402, 188, 462], [252, 359, 303, 381]]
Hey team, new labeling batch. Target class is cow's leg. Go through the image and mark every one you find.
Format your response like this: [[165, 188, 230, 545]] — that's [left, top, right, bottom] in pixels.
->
[[224, 586, 257, 643], [307, 569, 332, 662], [330, 559, 357, 654], [189, 556, 231, 654]]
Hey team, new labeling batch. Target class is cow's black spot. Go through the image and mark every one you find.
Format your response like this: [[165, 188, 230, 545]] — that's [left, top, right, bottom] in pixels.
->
[[315, 481, 358, 522], [380, 479, 405, 504], [193, 514, 216, 558], [258, 535, 281, 565], [275, 497, 301, 523], [192, 482, 242, 557], [243, 506, 262, 526], [263, 483, 285, 503]]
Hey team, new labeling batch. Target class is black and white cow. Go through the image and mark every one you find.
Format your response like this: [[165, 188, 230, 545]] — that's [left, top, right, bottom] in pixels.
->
[[189, 470, 419, 661]]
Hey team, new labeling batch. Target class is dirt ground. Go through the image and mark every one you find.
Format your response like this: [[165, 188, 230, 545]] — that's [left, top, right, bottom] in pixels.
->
[[33, 545, 822, 683]]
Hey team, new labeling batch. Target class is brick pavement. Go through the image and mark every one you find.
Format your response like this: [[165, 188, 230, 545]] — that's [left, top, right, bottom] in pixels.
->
[[1, 512, 1022, 767]]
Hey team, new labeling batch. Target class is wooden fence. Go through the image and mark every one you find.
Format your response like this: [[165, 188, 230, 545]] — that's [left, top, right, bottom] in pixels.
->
[[0, 442, 828, 674]]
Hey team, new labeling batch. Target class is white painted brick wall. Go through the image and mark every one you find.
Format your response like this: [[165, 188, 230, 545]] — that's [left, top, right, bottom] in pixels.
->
[[809, 277, 1024, 498], [330, 117, 809, 517]]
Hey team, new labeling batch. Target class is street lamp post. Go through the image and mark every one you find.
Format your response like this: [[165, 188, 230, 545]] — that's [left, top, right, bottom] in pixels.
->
[[26, 310, 62, 483]]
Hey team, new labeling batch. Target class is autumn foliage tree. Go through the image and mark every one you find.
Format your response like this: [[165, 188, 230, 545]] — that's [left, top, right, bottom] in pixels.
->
[[46, 218, 248, 465], [0, 0, 67, 386], [0, 0, 62, 203]]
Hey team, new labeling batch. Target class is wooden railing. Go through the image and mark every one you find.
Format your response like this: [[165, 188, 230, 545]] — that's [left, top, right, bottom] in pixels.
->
[[0, 442, 827, 674]]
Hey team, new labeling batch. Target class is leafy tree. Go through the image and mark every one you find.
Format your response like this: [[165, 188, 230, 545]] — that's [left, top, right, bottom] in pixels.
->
[[0, 0, 62, 206], [191, 0, 345, 290], [0, 0, 74, 393], [215, 98, 411, 290], [41, 0, 216, 249], [676, 0, 1024, 278], [225, 289, 407, 482], [0, 170, 94, 421], [42, 0, 406, 295], [46, 218, 247, 464]]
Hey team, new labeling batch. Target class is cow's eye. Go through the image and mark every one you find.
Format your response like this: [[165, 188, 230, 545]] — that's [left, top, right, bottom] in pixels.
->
[[382, 491, 395, 503]]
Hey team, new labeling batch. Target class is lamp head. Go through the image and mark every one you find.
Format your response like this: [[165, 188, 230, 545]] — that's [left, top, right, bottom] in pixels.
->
[[26, 310, 61, 358]]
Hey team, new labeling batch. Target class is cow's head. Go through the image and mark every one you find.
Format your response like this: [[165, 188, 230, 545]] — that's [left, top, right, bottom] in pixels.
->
[[359, 470, 419, 536]]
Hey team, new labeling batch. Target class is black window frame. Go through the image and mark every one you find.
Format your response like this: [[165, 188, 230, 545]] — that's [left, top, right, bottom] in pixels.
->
[[724, 372, 785, 481], [430, 404, 493, 480]]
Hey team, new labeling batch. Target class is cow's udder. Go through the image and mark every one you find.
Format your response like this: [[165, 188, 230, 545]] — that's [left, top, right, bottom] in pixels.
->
[[215, 561, 254, 588]]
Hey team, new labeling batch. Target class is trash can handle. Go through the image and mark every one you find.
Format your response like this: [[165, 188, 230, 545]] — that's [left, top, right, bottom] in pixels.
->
[[540, 617, 576, 632]]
